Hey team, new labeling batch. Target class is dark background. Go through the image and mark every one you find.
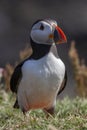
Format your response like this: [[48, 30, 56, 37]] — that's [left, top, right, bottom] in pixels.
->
[[0, 0, 87, 97]]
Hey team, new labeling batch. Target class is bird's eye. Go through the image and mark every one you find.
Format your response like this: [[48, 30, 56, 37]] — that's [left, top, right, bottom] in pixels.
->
[[39, 24, 44, 30]]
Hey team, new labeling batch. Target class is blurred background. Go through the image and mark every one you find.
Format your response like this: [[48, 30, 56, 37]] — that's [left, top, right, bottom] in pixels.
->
[[0, 0, 87, 98]]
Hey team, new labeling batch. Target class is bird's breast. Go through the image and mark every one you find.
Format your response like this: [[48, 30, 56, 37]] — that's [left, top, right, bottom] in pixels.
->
[[18, 52, 65, 110]]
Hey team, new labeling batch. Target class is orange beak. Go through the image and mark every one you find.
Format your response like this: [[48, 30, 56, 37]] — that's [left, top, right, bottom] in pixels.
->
[[54, 26, 67, 44]]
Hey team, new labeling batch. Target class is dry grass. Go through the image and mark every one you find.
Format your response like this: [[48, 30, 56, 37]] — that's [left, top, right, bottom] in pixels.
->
[[69, 41, 87, 97]]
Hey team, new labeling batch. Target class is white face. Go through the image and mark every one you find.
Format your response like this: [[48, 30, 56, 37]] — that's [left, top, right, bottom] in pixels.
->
[[30, 21, 55, 44]]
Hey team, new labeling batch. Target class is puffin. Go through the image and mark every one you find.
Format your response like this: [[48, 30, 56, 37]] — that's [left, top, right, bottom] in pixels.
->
[[10, 19, 67, 116]]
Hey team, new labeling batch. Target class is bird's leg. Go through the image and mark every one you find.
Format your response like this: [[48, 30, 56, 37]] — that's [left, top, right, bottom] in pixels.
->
[[22, 108, 26, 115], [43, 107, 55, 118], [13, 98, 19, 109], [21, 105, 28, 115]]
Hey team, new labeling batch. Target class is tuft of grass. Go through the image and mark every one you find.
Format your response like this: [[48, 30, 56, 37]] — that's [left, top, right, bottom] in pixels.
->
[[69, 41, 87, 97], [0, 91, 87, 130]]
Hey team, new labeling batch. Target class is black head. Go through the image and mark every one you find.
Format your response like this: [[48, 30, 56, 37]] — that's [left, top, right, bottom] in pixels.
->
[[29, 19, 67, 59]]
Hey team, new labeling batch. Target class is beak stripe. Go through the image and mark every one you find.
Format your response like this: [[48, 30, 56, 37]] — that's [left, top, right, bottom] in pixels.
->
[[56, 26, 67, 44]]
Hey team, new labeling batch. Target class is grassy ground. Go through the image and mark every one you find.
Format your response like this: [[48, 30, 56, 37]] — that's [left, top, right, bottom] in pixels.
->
[[0, 90, 87, 130]]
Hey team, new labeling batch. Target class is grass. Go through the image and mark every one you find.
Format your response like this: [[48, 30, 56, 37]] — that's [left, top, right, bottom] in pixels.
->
[[0, 90, 87, 130]]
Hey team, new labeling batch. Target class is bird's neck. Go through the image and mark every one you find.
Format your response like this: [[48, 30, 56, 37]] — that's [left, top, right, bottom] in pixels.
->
[[30, 38, 52, 59]]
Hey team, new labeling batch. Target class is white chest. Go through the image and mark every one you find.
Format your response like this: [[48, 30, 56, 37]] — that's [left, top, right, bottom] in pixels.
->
[[18, 52, 65, 110]]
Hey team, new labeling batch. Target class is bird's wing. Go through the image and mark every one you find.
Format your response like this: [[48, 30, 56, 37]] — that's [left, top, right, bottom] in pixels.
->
[[10, 54, 33, 93], [10, 63, 23, 93], [57, 70, 67, 95]]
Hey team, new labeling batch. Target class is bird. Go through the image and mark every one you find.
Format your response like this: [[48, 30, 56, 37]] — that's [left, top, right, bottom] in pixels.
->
[[10, 19, 67, 116]]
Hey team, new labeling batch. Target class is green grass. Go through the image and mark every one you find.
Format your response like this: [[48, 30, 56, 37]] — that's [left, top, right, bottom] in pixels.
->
[[0, 90, 87, 130]]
